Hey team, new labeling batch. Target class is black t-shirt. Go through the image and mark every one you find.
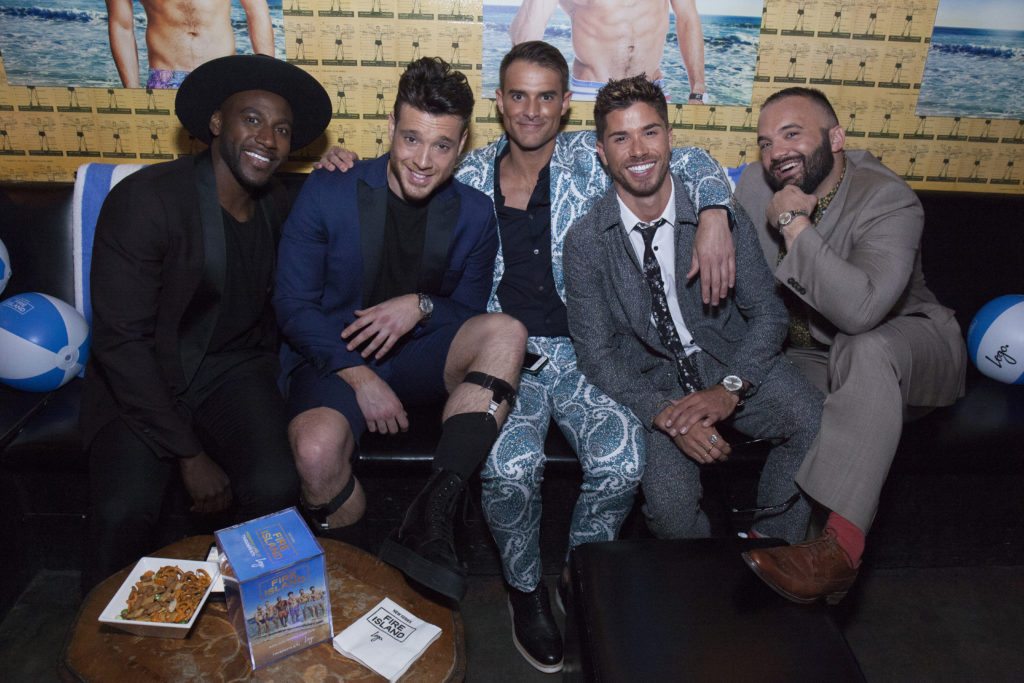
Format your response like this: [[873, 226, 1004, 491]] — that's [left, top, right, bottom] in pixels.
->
[[368, 188, 429, 307], [184, 208, 276, 407], [207, 208, 274, 354]]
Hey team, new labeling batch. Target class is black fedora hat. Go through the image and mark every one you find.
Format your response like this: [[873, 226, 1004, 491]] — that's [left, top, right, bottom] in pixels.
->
[[175, 54, 331, 150]]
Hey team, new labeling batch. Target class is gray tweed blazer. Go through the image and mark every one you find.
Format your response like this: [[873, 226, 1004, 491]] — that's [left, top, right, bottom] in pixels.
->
[[564, 175, 788, 428]]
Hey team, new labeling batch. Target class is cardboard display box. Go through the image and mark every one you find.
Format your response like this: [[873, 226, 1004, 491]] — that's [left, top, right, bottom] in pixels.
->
[[215, 508, 333, 669]]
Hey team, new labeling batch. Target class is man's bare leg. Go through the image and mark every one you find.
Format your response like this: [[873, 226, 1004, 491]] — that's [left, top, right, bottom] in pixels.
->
[[442, 312, 526, 423], [381, 313, 527, 601], [289, 407, 367, 537]]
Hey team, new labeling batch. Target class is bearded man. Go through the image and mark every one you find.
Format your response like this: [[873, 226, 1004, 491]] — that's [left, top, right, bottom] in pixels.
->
[[735, 87, 966, 605]]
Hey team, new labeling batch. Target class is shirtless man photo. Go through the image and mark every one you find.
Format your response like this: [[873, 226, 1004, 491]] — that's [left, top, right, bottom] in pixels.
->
[[510, 0, 706, 101], [106, 0, 275, 89]]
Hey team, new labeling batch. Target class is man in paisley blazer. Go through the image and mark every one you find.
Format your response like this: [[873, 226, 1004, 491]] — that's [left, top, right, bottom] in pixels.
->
[[564, 76, 824, 584], [81, 55, 331, 590], [736, 87, 966, 605], [275, 58, 527, 604], [457, 43, 739, 674]]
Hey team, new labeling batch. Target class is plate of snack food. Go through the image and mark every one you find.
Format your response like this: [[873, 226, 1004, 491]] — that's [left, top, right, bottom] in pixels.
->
[[98, 557, 219, 638]]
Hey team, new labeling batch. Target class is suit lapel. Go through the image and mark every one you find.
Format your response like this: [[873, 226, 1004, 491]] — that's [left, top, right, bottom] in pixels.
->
[[671, 176, 703, 327], [418, 184, 459, 294], [179, 151, 226, 386], [593, 191, 653, 339], [357, 178, 388, 307], [809, 157, 853, 241]]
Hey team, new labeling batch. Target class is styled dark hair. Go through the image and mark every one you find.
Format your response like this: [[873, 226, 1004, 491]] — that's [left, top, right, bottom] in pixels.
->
[[762, 87, 839, 127], [394, 57, 474, 128], [499, 41, 569, 93], [594, 74, 669, 140]]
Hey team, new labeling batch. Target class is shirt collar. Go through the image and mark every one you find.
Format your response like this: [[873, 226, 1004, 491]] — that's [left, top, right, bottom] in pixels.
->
[[619, 181, 676, 235]]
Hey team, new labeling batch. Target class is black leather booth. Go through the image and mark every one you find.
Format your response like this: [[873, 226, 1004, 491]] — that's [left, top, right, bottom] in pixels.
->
[[2, 176, 1022, 618]]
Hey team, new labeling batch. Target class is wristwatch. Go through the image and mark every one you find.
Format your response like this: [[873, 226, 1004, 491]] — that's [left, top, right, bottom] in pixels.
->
[[777, 209, 810, 229], [720, 374, 748, 406], [417, 293, 433, 323]]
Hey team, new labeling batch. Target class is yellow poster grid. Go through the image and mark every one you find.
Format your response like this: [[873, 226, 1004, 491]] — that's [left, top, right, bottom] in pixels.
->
[[0, 0, 1020, 193]]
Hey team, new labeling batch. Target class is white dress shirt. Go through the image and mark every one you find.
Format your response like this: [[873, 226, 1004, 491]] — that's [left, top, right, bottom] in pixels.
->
[[617, 185, 702, 358]]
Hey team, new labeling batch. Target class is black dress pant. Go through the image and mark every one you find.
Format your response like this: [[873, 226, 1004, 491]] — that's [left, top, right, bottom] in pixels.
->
[[84, 353, 299, 591]]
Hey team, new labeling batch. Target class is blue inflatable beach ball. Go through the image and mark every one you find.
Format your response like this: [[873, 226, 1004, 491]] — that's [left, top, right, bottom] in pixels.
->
[[0, 292, 90, 392], [0, 237, 10, 296], [967, 294, 1024, 385]]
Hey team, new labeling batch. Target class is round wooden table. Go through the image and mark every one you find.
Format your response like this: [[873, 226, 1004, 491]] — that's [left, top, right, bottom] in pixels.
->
[[61, 536, 465, 682]]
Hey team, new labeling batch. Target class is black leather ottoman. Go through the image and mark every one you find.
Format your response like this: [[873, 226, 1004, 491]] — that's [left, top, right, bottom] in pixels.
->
[[563, 538, 864, 682]]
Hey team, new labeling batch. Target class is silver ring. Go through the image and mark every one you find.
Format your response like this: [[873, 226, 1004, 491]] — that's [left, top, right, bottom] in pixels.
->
[[709, 434, 719, 446]]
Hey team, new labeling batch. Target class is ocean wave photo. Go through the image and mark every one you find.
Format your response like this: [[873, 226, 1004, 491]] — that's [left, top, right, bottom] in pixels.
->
[[917, 26, 1024, 118], [0, 0, 286, 88]]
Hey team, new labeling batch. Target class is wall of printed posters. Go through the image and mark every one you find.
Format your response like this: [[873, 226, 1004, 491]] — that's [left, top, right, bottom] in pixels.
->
[[0, 0, 1021, 193]]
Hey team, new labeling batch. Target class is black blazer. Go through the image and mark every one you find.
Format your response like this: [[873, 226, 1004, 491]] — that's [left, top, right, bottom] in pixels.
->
[[80, 153, 289, 459]]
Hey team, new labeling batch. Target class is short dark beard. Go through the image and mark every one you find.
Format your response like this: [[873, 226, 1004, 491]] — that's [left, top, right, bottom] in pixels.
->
[[766, 128, 835, 194], [214, 137, 273, 195]]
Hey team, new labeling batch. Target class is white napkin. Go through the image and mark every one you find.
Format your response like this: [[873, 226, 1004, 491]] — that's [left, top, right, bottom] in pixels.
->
[[333, 597, 442, 682], [205, 545, 225, 593]]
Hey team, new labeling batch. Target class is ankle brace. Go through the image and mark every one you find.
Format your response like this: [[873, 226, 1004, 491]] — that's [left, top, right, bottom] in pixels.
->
[[463, 371, 517, 414], [432, 412, 499, 479], [302, 475, 356, 531]]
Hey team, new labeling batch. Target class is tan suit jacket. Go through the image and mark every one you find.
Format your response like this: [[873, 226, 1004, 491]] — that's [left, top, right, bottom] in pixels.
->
[[736, 150, 966, 529], [736, 149, 965, 408]]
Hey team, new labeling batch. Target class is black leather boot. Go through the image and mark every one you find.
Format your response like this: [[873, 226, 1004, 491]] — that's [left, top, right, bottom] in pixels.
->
[[379, 469, 468, 601], [509, 583, 563, 673]]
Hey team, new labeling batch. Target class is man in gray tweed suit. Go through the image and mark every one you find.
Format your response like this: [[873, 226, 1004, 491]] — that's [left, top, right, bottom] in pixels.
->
[[564, 75, 823, 543]]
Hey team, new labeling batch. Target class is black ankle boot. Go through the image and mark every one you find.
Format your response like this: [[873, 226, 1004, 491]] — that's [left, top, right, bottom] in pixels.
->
[[379, 469, 468, 601], [508, 583, 563, 673]]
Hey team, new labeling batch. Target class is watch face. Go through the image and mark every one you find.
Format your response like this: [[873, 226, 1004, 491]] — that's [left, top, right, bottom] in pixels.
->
[[722, 375, 743, 392], [778, 211, 794, 227], [419, 295, 433, 314]]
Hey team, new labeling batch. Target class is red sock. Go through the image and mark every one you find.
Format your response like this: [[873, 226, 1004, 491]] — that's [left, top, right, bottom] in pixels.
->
[[825, 512, 865, 567]]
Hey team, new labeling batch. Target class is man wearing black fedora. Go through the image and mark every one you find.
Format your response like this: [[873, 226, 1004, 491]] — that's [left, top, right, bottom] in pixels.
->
[[81, 54, 331, 590]]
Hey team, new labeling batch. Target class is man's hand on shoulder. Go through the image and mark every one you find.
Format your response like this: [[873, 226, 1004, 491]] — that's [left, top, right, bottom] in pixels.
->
[[341, 294, 422, 360], [179, 452, 233, 514], [338, 365, 409, 434], [687, 207, 735, 305], [314, 146, 359, 172]]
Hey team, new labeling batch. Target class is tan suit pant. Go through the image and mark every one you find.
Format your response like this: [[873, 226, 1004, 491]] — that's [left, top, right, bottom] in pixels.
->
[[786, 315, 965, 532]]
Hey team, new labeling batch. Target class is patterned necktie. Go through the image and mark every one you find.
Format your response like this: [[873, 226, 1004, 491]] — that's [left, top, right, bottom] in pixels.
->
[[636, 219, 703, 394]]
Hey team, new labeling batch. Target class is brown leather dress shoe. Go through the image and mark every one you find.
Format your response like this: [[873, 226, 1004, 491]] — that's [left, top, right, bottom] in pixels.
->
[[741, 531, 859, 605]]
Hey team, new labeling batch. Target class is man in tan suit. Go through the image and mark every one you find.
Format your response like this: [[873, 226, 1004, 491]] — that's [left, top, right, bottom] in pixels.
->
[[734, 87, 966, 604]]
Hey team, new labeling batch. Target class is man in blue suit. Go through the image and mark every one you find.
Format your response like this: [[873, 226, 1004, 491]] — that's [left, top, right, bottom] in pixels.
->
[[274, 57, 527, 602]]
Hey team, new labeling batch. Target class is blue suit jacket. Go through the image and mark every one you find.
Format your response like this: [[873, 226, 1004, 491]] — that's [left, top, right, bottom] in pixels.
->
[[274, 154, 498, 378]]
